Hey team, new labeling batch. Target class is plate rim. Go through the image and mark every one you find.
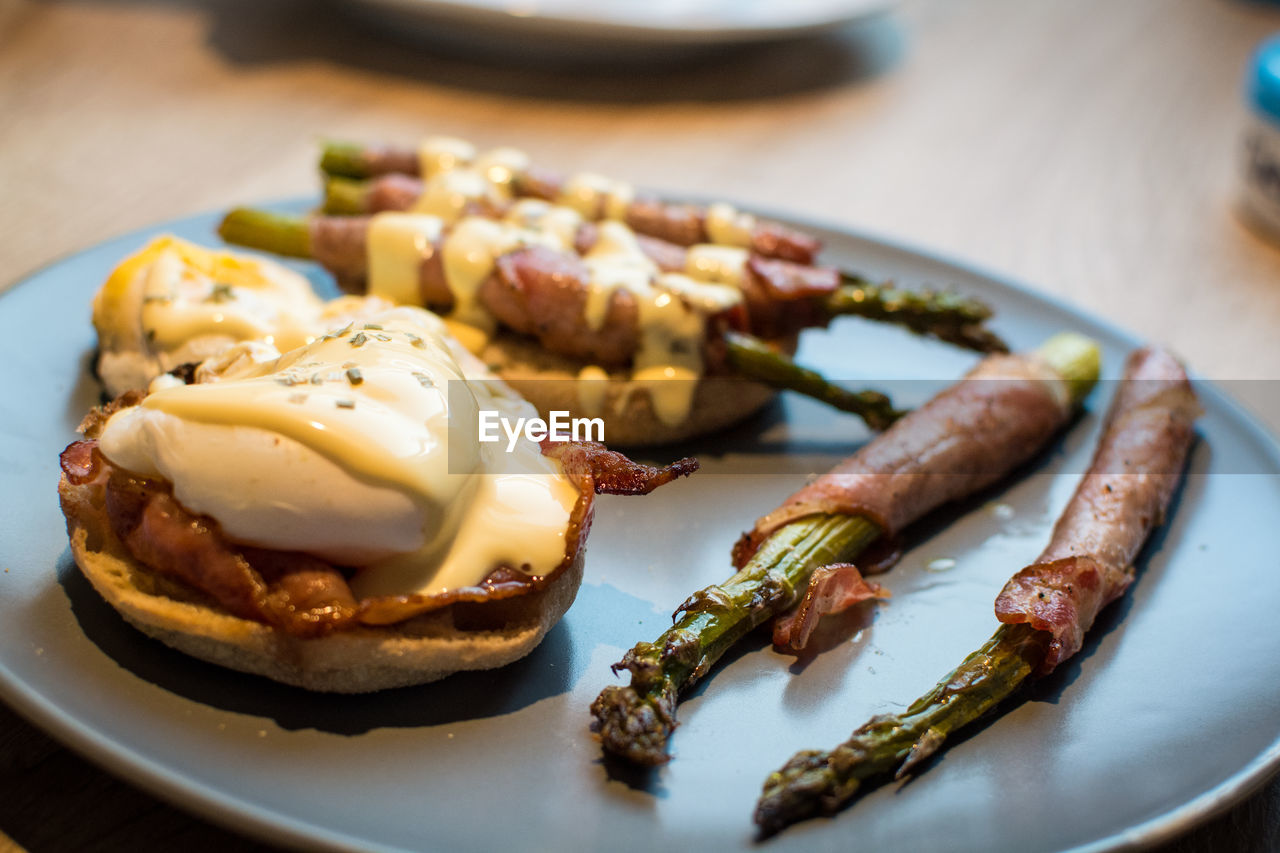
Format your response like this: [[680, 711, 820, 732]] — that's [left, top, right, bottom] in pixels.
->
[[337, 0, 896, 45]]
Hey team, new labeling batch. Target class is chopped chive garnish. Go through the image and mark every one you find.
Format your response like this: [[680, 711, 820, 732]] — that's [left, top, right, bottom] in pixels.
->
[[349, 332, 368, 347], [336, 399, 356, 409], [206, 282, 235, 303], [346, 367, 363, 385]]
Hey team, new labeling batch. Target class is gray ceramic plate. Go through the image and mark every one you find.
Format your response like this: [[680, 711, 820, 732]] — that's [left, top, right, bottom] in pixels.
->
[[2, 203, 1278, 853]]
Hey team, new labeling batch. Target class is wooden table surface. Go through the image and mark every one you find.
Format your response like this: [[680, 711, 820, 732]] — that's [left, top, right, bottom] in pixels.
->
[[3, 0, 1280, 849]]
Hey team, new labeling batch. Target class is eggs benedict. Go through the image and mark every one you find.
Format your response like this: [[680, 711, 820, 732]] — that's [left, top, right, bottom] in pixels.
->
[[61, 305, 694, 691]]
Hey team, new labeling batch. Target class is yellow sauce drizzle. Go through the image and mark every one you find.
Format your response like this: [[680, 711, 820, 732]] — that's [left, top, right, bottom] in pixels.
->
[[109, 309, 579, 594], [416, 136, 476, 178], [558, 172, 635, 220], [143, 324, 469, 500], [578, 222, 741, 426], [684, 244, 750, 287], [411, 171, 494, 222], [705, 202, 757, 247], [366, 213, 445, 307], [575, 364, 610, 418], [474, 146, 531, 194]]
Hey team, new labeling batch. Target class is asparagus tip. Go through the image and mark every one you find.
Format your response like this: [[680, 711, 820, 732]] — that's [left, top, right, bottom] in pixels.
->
[[754, 750, 840, 836], [589, 684, 678, 767], [217, 207, 312, 260], [319, 140, 372, 179], [827, 278, 1008, 354], [722, 330, 906, 430], [323, 176, 369, 215], [1036, 332, 1101, 406]]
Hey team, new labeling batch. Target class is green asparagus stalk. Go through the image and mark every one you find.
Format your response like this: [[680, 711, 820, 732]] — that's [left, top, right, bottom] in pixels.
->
[[593, 514, 882, 766], [590, 332, 1099, 767], [827, 274, 1007, 354], [754, 623, 1049, 834], [323, 176, 369, 215], [724, 331, 904, 431], [319, 141, 374, 180], [218, 208, 311, 259]]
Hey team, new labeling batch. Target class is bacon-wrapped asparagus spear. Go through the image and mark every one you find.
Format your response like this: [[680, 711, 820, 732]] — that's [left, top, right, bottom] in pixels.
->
[[321, 177, 1006, 353], [754, 346, 1198, 834], [590, 333, 1101, 766], [219, 208, 1004, 357], [221, 208, 831, 353], [216, 208, 905, 430], [319, 146, 822, 264]]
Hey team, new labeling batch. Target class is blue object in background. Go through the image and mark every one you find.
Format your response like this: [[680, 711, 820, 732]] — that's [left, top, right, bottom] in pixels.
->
[[1250, 34, 1280, 126], [1241, 33, 1280, 237]]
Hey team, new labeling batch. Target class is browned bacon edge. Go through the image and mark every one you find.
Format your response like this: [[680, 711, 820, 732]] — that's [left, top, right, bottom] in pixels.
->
[[60, 432, 695, 638], [732, 351, 1073, 568], [772, 563, 889, 651], [354, 164, 821, 264], [994, 346, 1199, 673]]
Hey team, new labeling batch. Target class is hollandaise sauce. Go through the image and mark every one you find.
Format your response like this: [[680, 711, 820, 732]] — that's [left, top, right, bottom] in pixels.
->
[[98, 308, 579, 598], [363, 137, 762, 427]]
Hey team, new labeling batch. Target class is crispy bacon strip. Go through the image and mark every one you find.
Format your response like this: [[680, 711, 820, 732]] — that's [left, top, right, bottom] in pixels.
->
[[309, 217, 835, 367], [772, 563, 888, 651], [76, 390, 144, 439], [541, 440, 698, 495], [350, 167, 821, 264], [994, 347, 1199, 673], [60, 439, 104, 485], [62, 435, 694, 636], [734, 352, 1073, 567], [63, 441, 358, 637]]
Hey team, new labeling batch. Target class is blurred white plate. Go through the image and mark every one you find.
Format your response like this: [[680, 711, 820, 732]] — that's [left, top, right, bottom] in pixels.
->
[[338, 0, 894, 54]]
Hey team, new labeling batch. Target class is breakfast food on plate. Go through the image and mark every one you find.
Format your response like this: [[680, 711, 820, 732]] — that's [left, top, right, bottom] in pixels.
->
[[314, 142, 1005, 352], [318, 136, 822, 263], [216, 200, 1001, 443], [210, 133, 1008, 445], [309, 136, 994, 352], [754, 346, 1198, 834], [589, 332, 1102, 766], [218, 207, 843, 444], [92, 236, 395, 397], [60, 304, 695, 692]]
